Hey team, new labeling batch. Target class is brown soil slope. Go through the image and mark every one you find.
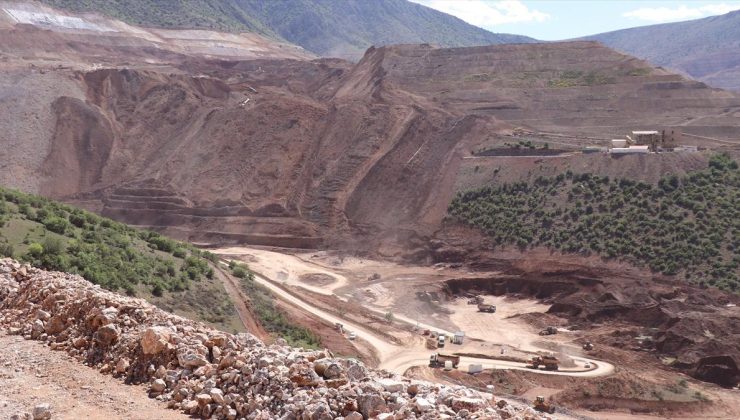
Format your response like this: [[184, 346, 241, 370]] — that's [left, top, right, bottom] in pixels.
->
[[2, 21, 740, 251]]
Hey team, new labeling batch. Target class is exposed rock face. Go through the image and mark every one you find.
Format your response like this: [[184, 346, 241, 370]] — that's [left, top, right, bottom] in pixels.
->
[[0, 259, 543, 419]]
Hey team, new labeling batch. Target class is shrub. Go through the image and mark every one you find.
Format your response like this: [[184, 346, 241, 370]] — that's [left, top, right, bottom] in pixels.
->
[[42, 216, 70, 235], [27, 243, 44, 257]]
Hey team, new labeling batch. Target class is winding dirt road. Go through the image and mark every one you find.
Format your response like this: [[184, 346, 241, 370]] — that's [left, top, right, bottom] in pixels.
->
[[234, 259, 615, 377]]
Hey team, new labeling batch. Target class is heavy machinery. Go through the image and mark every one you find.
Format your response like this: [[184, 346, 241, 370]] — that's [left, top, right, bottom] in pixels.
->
[[477, 304, 496, 313], [539, 326, 557, 335], [529, 355, 559, 371], [533, 396, 556, 414], [429, 353, 460, 369], [437, 335, 446, 348], [468, 296, 484, 305], [583, 342, 594, 351], [334, 322, 344, 333]]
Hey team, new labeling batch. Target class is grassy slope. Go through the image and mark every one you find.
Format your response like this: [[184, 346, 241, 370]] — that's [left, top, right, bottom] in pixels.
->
[[448, 154, 739, 291], [229, 262, 321, 349], [0, 187, 244, 332], [38, 0, 534, 58], [39, 0, 276, 35]]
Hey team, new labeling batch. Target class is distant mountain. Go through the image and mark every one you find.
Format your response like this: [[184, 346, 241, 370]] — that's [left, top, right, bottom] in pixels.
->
[[584, 10, 740, 91], [39, 0, 535, 59]]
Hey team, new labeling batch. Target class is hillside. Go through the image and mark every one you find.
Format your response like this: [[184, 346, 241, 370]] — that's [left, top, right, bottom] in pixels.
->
[[38, 0, 535, 59], [584, 10, 740, 91], [448, 154, 739, 292], [0, 186, 247, 331], [2, 30, 739, 257]]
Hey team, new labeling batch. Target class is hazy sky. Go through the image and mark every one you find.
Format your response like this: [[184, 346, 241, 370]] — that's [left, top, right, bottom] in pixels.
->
[[409, 0, 740, 40]]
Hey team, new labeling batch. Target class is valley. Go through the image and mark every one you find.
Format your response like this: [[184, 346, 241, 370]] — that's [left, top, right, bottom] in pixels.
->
[[0, 1, 739, 419]]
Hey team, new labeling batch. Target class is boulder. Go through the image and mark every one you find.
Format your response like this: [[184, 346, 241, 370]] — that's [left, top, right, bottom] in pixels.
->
[[358, 394, 387, 419], [32, 404, 51, 420], [141, 326, 172, 355], [95, 324, 120, 346], [178, 351, 208, 368], [451, 397, 486, 412]]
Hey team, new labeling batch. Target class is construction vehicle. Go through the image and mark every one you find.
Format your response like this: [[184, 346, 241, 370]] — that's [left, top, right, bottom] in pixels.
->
[[539, 326, 557, 336], [348, 332, 356, 341], [429, 353, 460, 369], [468, 296, 484, 305], [529, 355, 559, 371], [477, 304, 496, 313], [335, 322, 344, 333], [582, 342, 594, 351], [437, 335, 446, 348], [533, 396, 555, 414]]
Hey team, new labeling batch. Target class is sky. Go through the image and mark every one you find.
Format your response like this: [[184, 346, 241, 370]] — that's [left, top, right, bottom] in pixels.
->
[[408, 0, 740, 40]]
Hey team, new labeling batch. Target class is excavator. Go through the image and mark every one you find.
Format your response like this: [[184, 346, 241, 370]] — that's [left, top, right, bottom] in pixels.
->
[[533, 396, 556, 414]]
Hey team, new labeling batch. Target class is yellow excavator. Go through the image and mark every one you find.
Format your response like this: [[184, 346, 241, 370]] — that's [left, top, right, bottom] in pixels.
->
[[533, 396, 556, 414]]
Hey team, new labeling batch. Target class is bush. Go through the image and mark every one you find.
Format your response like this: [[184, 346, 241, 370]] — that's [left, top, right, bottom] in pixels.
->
[[42, 236, 65, 255], [42, 216, 70, 235], [27, 243, 44, 257]]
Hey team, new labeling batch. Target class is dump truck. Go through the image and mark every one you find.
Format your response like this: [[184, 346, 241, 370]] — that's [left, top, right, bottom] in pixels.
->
[[533, 396, 555, 414], [582, 342, 594, 351], [529, 355, 559, 371], [539, 326, 557, 335], [477, 304, 496, 313], [429, 353, 460, 369]]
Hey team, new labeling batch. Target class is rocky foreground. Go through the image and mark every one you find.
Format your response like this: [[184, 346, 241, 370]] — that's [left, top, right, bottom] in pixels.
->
[[0, 260, 547, 419]]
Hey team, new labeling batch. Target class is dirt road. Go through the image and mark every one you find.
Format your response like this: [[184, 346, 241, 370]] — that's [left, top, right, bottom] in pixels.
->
[[235, 257, 615, 377], [0, 332, 185, 420]]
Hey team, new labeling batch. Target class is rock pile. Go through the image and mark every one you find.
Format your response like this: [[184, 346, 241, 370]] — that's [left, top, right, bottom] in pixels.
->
[[0, 260, 545, 419]]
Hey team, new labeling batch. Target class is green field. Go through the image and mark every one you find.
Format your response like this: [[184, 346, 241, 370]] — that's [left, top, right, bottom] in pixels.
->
[[448, 154, 739, 291]]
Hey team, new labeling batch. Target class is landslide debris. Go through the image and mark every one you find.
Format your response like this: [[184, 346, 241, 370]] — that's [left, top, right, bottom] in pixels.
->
[[0, 259, 545, 419]]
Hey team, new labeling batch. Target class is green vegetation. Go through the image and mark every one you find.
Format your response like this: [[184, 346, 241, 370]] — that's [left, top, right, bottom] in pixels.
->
[[0, 186, 223, 295], [448, 154, 739, 291], [40, 0, 274, 35], [39, 0, 533, 57], [231, 263, 321, 348]]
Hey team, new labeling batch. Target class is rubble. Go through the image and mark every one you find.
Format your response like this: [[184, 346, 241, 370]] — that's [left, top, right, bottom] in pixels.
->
[[0, 259, 544, 419]]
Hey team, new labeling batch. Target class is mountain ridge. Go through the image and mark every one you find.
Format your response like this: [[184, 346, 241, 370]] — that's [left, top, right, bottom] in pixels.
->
[[37, 0, 535, 59], [583, 10, 740, 91]]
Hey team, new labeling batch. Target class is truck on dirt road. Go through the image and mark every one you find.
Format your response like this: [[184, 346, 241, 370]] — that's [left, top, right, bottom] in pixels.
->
[[437, 335, 446, 348], [539, 326, 557, 335], [429, 353, 460, 369], [477, 304, 496, 313], [529, 355, 559, 370]]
